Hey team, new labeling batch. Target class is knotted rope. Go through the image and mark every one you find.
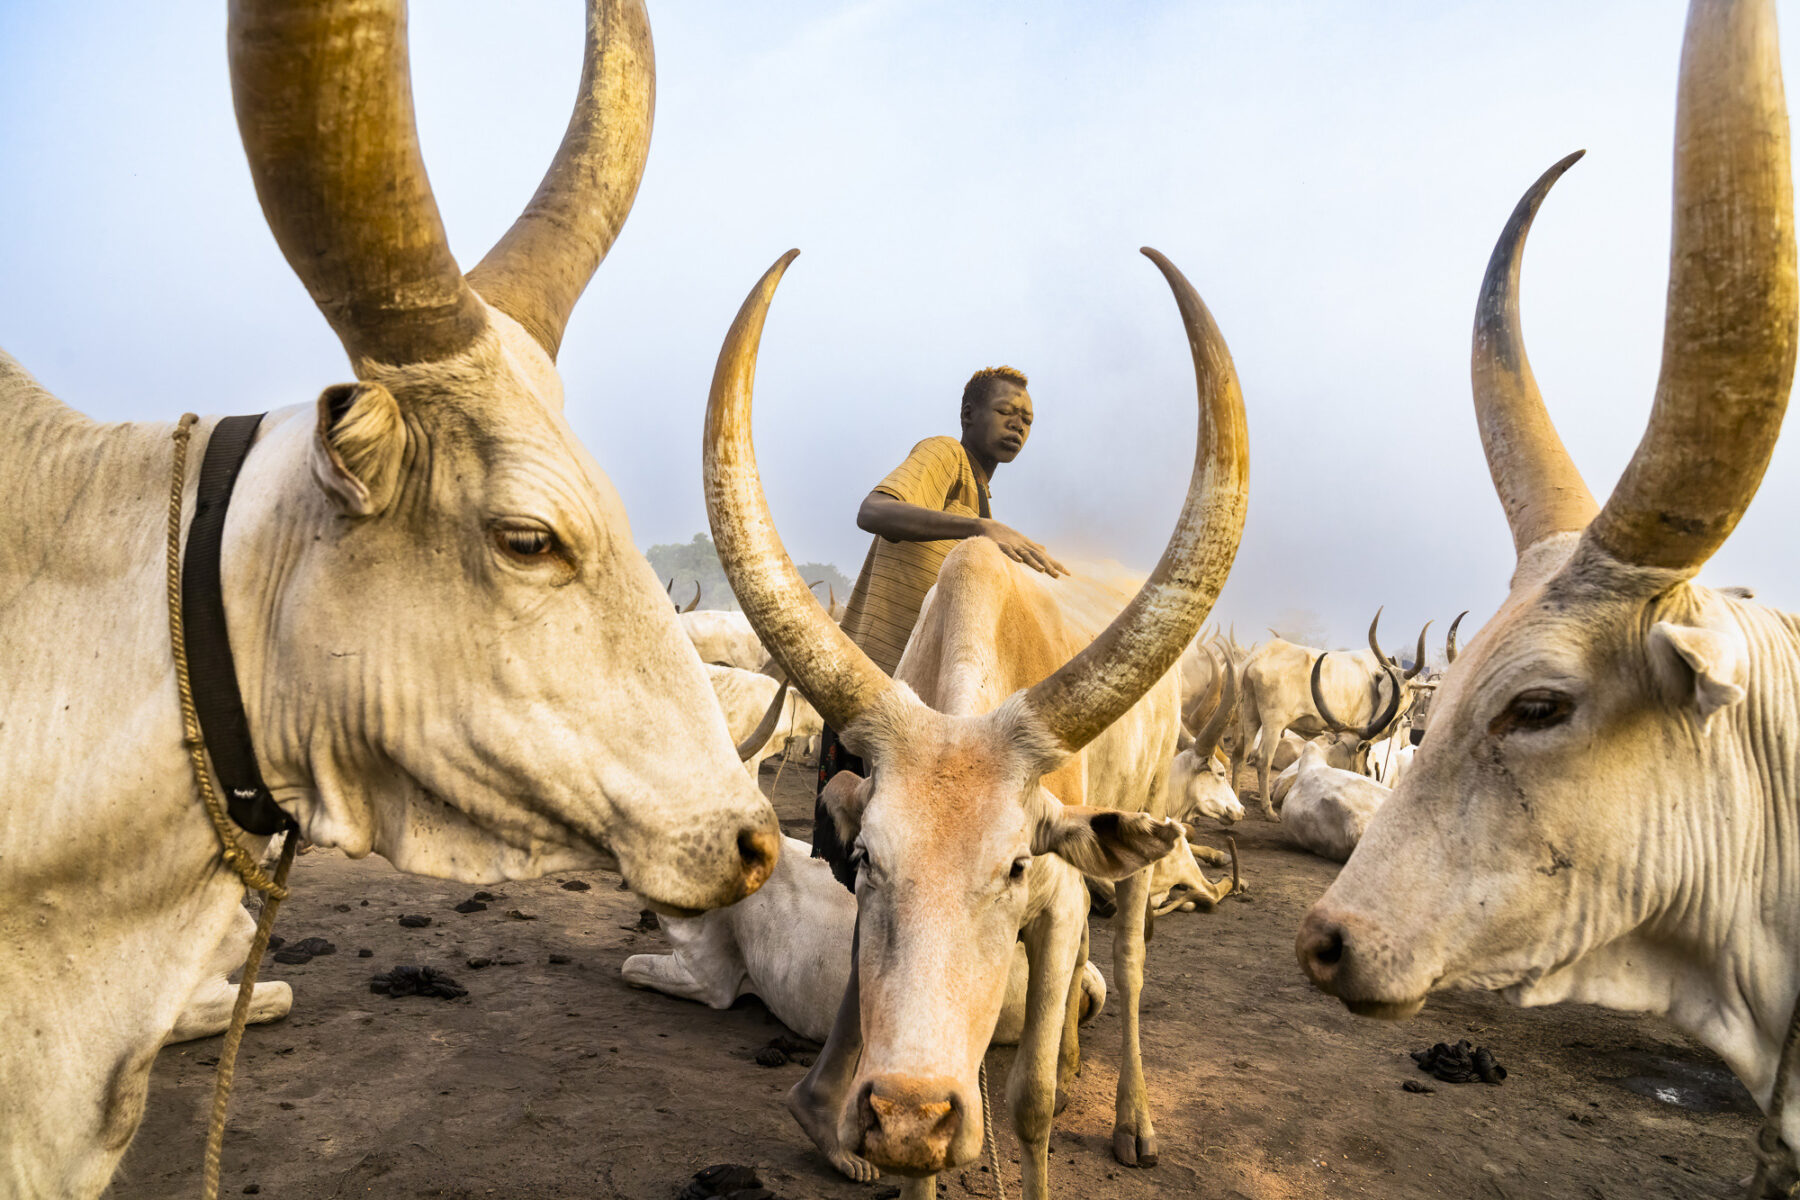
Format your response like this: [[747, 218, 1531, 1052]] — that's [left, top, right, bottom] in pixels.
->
[[979, 1060, 1007, 1200], [1749, 990, 1800, 1197], [167, 414, 296, 1199]]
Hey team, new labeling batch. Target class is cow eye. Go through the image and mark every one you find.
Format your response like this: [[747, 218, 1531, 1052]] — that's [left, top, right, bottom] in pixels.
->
[[493, 523, 558, 561], [1490, 689, 1574, 736], [1009, 856, 1031, 881]]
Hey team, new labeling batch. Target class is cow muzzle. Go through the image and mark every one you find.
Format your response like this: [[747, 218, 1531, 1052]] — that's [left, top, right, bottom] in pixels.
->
[[619, 809, 782, 916], [854, 1075, 970, 1175], [1295, 906, 1427, 1020]]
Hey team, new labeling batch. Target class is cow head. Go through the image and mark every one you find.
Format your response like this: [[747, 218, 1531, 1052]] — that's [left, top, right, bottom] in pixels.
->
[[223, 0, 779, 910], [1174, 645, 1244, 822], [1300, 0, 1796, 1079], [704, 248, 1249, 1173]]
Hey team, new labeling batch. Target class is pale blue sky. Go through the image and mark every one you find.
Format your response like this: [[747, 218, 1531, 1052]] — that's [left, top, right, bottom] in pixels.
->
[[4, 2, 1796, 649]]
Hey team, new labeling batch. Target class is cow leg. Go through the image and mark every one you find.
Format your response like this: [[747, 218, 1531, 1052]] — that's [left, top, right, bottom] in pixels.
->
[[1053, 921, 1091, 1111], [786, 926, 877, 1182], [619, 951, 734, 1009], [1255, 724, 1280, 822], [1109, 867, 1158, 1167], [897, 1177, 936, 1200], [1014, 883, 1086, 1200], [166, 903, 292, 1045]]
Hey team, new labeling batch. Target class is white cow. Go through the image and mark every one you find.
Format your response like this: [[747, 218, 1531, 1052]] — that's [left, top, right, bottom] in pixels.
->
[[680, 608, 772, 671], [706, 245, 1248, 1198], [623, 837, 1106, 1044], [1233, 613, 1425, 819], [1148, 832, 1239, 916], [1280, 744, 1390, 863], [1169, 644, 1244, 824], [0, 5, 782, 1195], [1299, 1, 1800, 1183], [706, 664, 825, 776]]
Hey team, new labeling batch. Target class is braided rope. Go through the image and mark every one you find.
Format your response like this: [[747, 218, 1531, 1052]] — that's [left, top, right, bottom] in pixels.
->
[[201, 834, 296, 1200], [980, 1060, 1007, 1200], [168, 416, 297, 1198], [1749, 987, 1800, 1197]]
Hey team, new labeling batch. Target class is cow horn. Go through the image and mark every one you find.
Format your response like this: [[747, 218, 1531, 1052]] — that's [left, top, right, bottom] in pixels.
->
[[1189, 646, 1237, 760], [1022, 249, 1249, 755], [1404, 620, 1432, 680], [1445, 610, 1468, 665], [466, 0, 654, 360], [1472, 151, 1600, 556], [1366, 608, 1395, 673], [1582, 0, 1798, 574], [665, 576, 674, 594], [230, 0, 489, 369], [704, 252, 895, 733], [1360, 667, 1405, 742], [1180, 645, 1227, 740], [1310, 653, 1350, 733], [736, 679, 790, 763], [681, 581, 703, 613]]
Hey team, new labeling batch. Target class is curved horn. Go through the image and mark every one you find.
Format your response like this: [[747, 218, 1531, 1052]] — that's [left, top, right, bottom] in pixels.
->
[[1584, 0, 1797, 573], [1404, 620, 1432, 680], [1180, 644, 1227, 737], [229, 0, 487, 369], [1310, 654, 1351, 733], [736, 679, 790, 763], [1190, 646, 1238, 759], [1472, 151, 1600, 555], [665, 576, 674, 594], [1366, 607, 1396, 673], [1022, 249, 1250, 754], [704, 252, 894, 733], [1359, 667, 1405, 742], [681, 581, 703, 613], [1445, 610, 1468, 665], [466, 0, 655, 359]]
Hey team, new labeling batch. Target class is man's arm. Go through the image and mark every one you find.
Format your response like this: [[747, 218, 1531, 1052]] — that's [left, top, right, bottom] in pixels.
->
[[857, 491, 1067, 577]]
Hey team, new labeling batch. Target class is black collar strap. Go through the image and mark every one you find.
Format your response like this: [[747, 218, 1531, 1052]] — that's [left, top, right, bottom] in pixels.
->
[[182, 413, 295, 837]]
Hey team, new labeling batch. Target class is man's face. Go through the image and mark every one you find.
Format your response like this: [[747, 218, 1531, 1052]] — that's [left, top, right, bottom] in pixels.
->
[[964, 382, 1033, 464]]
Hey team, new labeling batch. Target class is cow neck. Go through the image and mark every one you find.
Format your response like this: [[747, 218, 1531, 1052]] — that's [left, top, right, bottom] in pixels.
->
[[175, 413, 296, 839]]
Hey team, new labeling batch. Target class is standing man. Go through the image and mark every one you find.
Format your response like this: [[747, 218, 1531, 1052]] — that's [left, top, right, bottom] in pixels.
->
[[793, 365, 1065, 1182], [814, 365, 1065, 885]]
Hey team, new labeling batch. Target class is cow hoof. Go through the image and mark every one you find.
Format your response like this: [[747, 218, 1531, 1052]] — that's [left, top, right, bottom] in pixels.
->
[[827, 1150, 879, 1183], [1054, 1089, 1070, 1116], [1112, 1129, 1158, 1168]]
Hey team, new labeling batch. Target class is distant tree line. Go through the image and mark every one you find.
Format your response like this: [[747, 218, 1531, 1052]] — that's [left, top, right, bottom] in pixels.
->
[[646, 532, 852, 613]]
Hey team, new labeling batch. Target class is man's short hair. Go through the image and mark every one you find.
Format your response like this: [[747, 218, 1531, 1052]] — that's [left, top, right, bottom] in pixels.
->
[[961, 366, 1029, 417]]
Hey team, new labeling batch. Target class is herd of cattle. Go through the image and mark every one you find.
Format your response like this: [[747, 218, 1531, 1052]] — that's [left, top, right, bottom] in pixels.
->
[[3, 0, 1799, 1197]]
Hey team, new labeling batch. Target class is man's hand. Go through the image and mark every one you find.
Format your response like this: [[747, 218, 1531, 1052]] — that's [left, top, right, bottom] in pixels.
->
[[978, 519, 1068, 577]]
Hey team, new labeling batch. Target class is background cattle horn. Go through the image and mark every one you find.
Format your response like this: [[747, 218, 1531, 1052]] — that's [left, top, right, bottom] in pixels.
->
[[1471, 151, 1599, 556], [1445, 610, 1468, 664], [1310, 653, 1350, 733], [1583, 0, 1798, 574], [681, 581, 703, 613], [230, 0, 489, 369], [1187, 646, 1237, 760], [704, 251, 895, 734], [735, 679, 790, 763], [466, 0, 655, 360], [1022, 249, 1249, 755]]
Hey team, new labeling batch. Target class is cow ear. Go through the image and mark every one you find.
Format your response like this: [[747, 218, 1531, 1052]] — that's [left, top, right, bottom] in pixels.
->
[[819, 770, 872, 848], [1647, 620, 1747, 725], [311, 382, 406, 516], [1031, 798, 1183, 881]]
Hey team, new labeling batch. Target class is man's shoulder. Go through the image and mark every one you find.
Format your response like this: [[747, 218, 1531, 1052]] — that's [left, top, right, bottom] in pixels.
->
[[903, 435, 966, 464]]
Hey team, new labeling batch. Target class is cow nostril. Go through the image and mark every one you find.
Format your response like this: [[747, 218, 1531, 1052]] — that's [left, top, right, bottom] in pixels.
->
[[736, 824, 779, 896], [1314, 927, 1344, 966]]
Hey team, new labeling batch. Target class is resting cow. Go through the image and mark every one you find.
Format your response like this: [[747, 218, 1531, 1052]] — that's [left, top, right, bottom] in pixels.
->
[[1280, 743, 1390, 863], [622, 837, 1106, 1044], [704, 244, 1248, 1198], [1299, 0, 1800, 1184], [0, 4, 782, 1194]]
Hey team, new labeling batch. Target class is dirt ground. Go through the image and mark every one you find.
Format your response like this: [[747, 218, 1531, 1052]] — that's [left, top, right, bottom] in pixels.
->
[[113, 757, 1761, 1200]]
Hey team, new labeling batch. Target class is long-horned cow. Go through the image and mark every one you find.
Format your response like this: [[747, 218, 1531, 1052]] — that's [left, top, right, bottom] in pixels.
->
[[1298, 0, 1800, 1183], [1232, 612, 1426, 818], [0, 3, 783, 1193], [704, 248, 1248, 1198]]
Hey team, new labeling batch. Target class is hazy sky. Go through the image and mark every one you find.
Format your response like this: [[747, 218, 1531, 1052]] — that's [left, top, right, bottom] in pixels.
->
[[4, 1, 1797, 651]]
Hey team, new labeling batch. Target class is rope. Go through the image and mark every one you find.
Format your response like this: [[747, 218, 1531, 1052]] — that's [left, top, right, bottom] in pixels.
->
[[201, 834, 296, 1200], [168, 416, 298, 1198], [980, 1060, 1007, 1200], [166, 415, 288, 901]]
